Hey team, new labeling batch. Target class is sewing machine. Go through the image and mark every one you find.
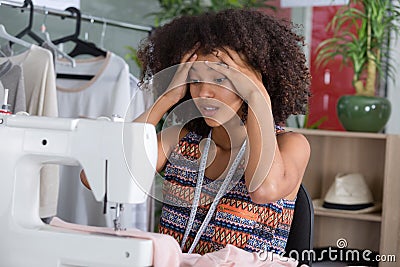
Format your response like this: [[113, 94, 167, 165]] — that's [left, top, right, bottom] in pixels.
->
[[0, 113, 158, 267]]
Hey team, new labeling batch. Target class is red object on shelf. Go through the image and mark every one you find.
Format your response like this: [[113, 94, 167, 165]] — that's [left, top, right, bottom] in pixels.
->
[[308, 6, 356, 131]]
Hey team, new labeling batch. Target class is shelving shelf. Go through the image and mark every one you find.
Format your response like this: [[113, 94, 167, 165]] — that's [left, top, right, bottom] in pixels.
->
[[287, 128, 400, 267], [314, 210, 381, 222]]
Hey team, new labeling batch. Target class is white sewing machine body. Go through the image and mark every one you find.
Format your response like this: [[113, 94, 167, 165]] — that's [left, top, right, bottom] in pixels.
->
[[0, 114, 158, 267]]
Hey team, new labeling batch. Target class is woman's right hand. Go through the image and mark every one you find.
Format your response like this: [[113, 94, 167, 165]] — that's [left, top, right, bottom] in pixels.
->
[[134, 44, 199, 126], [162, 46, 198, 104]]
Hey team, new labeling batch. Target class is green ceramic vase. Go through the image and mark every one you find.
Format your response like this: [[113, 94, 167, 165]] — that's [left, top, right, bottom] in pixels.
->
[[337, 95, 391, 133]]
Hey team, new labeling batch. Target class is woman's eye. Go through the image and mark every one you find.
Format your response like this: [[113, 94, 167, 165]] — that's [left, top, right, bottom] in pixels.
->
[[188, 78, 200, 83], [214, 77, 227, 83]]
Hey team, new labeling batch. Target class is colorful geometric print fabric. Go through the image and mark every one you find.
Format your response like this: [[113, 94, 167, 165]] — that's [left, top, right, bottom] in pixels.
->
[[159, 130, 295, 255]]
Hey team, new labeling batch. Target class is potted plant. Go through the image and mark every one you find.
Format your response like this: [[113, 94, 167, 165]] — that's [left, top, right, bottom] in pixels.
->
[[315, 0, 400, 132]]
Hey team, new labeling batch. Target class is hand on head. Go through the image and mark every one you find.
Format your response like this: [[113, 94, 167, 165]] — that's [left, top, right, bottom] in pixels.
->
[[162, 44, 200, 104], [205, 47, 267, 102]]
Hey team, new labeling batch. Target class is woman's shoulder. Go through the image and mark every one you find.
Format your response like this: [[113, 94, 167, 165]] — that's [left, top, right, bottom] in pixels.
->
[[276, 128, 309, 143], [276, 127, 310, 158], [275, 125, 306, 139]]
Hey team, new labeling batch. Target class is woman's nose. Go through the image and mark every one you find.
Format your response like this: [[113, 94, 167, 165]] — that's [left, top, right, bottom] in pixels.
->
[[196, 82, 215, 98]]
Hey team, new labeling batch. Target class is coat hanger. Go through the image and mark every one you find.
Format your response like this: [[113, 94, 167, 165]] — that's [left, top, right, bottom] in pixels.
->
[[0, 47, 7, 57], [0, 24, 32, 48], [43, 32, 76, 68], [40, 8, 75, 68], [13, 0, 44, 45], [52, 7, 107, 58]]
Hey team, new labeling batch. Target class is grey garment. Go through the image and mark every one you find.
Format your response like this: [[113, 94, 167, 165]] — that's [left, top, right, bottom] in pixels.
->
[[0, 60, 26, 113]]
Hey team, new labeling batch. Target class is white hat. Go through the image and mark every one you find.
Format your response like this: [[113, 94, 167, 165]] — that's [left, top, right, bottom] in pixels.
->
[[313, 173, 381, 214]]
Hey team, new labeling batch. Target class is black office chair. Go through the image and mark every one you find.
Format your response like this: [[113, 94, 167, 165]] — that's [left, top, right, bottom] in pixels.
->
[[285, 184, 314, 266]]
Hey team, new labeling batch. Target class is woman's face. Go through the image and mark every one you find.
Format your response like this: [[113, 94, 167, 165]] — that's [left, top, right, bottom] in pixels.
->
[[188, 53, 244, 127]]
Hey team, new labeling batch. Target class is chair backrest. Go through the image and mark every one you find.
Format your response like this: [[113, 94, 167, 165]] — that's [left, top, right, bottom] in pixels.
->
[[285, 184, 314, 266]]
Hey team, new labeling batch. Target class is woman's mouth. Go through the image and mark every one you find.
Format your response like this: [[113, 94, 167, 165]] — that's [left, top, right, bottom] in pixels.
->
[[200, 105, 219, 117]]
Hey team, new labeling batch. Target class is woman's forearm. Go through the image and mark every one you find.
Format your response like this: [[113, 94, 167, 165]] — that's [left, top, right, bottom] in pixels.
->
[[134, 95, 177, 126], [244, 92, 287, 203]]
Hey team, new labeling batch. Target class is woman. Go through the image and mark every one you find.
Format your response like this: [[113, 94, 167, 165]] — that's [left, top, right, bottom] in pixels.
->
[[133, 8, 311, 256], [83, 8, 311, 257]]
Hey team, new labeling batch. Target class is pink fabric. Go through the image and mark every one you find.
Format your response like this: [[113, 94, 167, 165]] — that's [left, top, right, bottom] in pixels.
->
[[50, 217, 303, 267], [180, 245, 301, 267]]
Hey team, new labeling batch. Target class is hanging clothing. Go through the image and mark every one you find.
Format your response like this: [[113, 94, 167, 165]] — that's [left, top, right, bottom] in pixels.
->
[[56, 52, 129, 118], [0, 60, 26, 113], [126, 73, 154, 121], [123, 73, 154, 231], [159, 130, 295, 255], [2, 44, 59, 218], [4, 44, 58, 116], [56, 52, 154, 231]]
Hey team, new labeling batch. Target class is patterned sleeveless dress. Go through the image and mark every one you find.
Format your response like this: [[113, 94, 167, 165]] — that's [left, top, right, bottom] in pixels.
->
[[159, 128, 295, 255]]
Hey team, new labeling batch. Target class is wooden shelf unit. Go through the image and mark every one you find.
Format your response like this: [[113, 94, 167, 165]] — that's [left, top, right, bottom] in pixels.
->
[[287, 128, 400, 266]]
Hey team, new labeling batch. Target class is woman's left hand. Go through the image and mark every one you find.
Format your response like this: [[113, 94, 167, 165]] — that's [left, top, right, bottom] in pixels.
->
[[205, 47, 269, 102]]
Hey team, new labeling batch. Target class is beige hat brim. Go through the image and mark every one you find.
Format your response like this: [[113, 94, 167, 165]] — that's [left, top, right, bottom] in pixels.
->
[[312, 199, 382, 214]]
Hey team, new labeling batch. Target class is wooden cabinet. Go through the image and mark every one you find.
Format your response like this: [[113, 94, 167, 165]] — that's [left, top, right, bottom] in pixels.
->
[[289, 128, 400, 266]]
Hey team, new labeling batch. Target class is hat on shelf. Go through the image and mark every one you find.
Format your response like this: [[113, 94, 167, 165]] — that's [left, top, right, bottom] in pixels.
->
[[313, 173, 382, 214]]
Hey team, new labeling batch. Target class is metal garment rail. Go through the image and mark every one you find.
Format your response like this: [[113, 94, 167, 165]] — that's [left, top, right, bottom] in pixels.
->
[[0, 0, 153, 33]]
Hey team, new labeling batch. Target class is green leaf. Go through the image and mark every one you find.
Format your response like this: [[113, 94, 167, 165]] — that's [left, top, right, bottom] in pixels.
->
[[315, 0, 400, 95], [307, 116, 328, 129]]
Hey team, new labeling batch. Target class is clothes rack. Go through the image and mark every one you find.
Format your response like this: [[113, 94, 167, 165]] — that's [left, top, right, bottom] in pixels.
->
[[0, 0, 153, 33]]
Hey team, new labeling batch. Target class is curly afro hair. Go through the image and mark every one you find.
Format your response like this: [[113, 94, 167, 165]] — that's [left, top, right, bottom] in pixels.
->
[[137, 8, 311, 135]]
